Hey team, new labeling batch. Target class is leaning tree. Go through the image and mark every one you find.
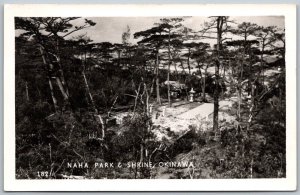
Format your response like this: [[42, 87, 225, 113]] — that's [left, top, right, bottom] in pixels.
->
[[15, 17, 96, 111]]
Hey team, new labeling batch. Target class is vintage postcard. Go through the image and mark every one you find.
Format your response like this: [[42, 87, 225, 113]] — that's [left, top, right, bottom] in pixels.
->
[[4, 4, 296, 191]]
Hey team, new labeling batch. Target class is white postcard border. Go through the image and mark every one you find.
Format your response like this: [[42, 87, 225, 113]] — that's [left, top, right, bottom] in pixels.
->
[[4, 4, 297, 191]]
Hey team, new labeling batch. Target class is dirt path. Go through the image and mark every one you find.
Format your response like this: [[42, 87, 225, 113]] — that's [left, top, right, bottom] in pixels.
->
[[151, 99, 234, 140], [177, 100, 232, 120]]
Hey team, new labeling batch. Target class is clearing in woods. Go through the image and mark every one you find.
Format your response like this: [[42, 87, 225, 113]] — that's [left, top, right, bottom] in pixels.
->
[[151, 99, 234, 140]]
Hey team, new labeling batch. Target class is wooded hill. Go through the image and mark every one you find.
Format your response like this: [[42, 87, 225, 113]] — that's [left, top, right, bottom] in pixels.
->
[[15, 17, 285, 179]]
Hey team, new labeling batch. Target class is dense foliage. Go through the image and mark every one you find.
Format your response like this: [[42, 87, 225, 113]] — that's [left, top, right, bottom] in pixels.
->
[[15, 17, 286, 179]]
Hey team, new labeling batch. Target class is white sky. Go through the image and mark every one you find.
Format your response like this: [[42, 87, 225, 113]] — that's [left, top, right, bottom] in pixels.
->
[[67, 16, 284, 45], [15, 16, 284, 46]]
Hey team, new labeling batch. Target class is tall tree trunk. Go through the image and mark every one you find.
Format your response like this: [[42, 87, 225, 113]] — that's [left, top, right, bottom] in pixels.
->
[[118, 50, 121, 66], [81, 50, 105, 138], [213, 59, 220, 134], [149, 74, 156, 96], [39, 46, 58, 111], [237, 85, 241, 119], [213, 17, 223, 134], [55, 77, 69, 100], [167, 28, 172, 107], [156, 49, 161, 105], [25, 81, 29, 101], [260, 40, 265, 85], [54, 38, 69, 96], [223, 63, 226, 78], [238, 50, 245, 121], [187, 48, 191, 74], [247, 81, 255, 131], [82, 70, 105, 139], [46, 53, 70, 103], [247, 47, 252, 96], [149, 61, 157, 96], [238, 34, 247, 121], [203, 66, 208, 101], [140, 144, 144, 163], [143, 81, 150, 115], [248, 67, 252, 96], [247, 48, 255, 131], [174, 60, 178, 79], [167, 68, 171, 106], [180, 58, 185, 75], [197, 62, 201, 74], [82, 71, 96, 111], [197, 62, 203, 98], [48, 79, 58, 111], [180, 58, 188, 100]]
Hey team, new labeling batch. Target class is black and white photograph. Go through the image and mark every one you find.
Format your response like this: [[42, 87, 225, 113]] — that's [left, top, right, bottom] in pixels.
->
[[4, 4, 296, 191]]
